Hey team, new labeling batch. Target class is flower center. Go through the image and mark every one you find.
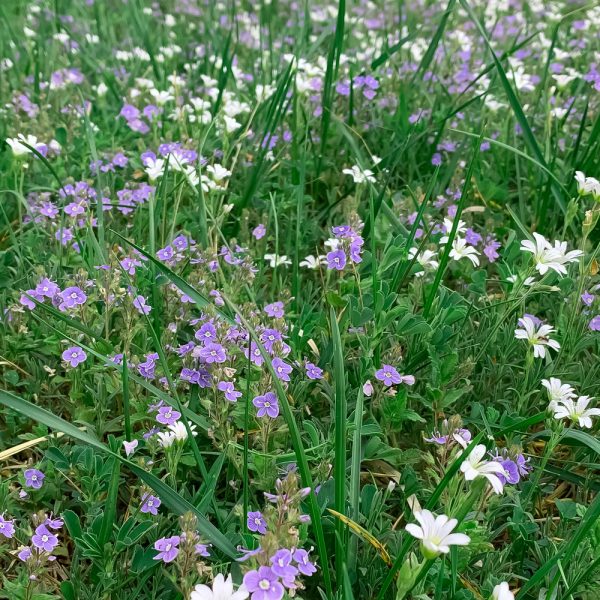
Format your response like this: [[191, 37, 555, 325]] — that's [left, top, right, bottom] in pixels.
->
[[259, 579, 270, 590]]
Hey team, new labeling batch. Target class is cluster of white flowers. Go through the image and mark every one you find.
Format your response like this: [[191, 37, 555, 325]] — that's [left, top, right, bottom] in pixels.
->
[[520, 232, 582, 276], [441, 218, 481, 267], [542, 378, 600, 429], [157, 421, 198, 448]]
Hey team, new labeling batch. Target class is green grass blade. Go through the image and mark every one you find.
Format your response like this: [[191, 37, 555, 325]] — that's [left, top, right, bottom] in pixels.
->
[[331, 307, 347, 584]]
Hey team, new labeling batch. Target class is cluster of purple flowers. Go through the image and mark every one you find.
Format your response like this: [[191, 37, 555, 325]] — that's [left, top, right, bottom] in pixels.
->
[[18, 515, 64, 564], [120, 103, 161, 134], [326, 225, 364, 271], [243, 548, 317, 600]]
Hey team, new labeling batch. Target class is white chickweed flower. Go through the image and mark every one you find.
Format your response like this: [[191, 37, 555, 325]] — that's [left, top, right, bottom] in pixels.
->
[[405, 509, 470, 559], [492, 582, 515, 600], [552, 396, 600, 429], [449, 237, 480, 267], [514, 316, 560, 359], [460, 444, 505, 494]]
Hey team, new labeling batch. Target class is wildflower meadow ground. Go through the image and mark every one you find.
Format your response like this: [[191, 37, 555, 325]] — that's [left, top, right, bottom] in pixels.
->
[[1, 1, 600, 599]]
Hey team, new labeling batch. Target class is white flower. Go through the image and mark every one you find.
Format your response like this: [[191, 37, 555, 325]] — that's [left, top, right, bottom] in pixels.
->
[[551, 240, 583, 269], [6, 134, 39, 157], [541, 377, 576, 410], [460, 444, 505, 494], [190, 573, 249, 600], [553, 396, 600, 429], [405, 509, 470, 558], [223, 116, 241, 133], [514, 317, 560, 359], [206, 164, 231, 182], [342, 165, 375, 184], [150, 89, 174, 105], [574, 171, 600, 197], [520, 233, 581, 276], [256, 84, 275, 101], [506, 274, 536, 287], [409, 247, 439, 276], [145, 158, 165, 181], [299, 255, 323, 269], [264, 254, 292, 268], [449, 237, 480, 267], [492, 582, 515, 600], [158, 421, 198, 447], [440, 218, 467, 244], [324, 238, 340, 250]]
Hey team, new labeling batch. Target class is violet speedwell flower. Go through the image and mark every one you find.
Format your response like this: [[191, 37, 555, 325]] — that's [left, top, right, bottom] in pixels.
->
[[0, 514, 15, 538], [141, 494, 161, 515], [218, 381, 242, 402], [243, 566, 284, 600], [253, 393, 279, 418], [247, 511, 267, 534], [156, 405, 181, 426], [62, 346, 87, 368], [153, 535, 180, 563], [32, 524, 59, 552], [24, 468, 45, 489]]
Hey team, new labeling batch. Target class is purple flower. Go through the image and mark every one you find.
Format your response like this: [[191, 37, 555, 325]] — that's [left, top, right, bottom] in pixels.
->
[[133, 295, 152, 315], [253, 392, 279, 418], [243, 567, 284, 600], [195, 322, 217, 344], [465, 228, 482, 246], [374, 364, 401, 386], [18, 546, 32, 561], [217, 381, 242, 402], [293, 548, 317, 576], [582, 291, 595, 306], [247, 510, 267, 534], [35, 278, 59, 297], [271, 357, 292, 382], [32, 524, 58, 552], [199, 342, 227, 364], [253, 224, 266, 239], [326, 249, 347, 270], [270, 549, 298, 585], [153, 535, 180, 563], [247, 342, 264, 366], [516, 454, 531, 477], [24, 468, 45, 489], [141, 494, 161, 515], [264, 301, 284, 318], [156, 406, 181, 426], [195, 543, 210, 557], [589, 315, 600, 331], [483, 237, 501, 262], [498, 459, 520, 485], [157, 245, 174, 261], [0, 514, 15, 539], [305, 362, 323, 380], [62, 346, 87, 368], [58, 286, 87, 311], [112, 152, 128, 167]]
